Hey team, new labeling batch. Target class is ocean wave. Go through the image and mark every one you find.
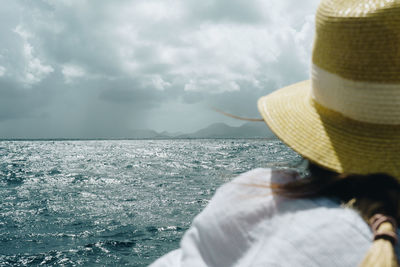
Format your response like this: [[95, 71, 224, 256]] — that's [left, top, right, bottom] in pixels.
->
[[0, 139, 301, 266]]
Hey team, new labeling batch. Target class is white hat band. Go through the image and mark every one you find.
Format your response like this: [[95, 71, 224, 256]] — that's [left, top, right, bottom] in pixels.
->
[[311, 64, 400, 125]]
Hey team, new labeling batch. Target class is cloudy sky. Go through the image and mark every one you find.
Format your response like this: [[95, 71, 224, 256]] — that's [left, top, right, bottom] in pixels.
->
[[0, 0, 319, 138]]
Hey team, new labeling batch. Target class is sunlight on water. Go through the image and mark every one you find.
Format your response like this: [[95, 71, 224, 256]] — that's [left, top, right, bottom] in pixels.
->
[[0, 139, 301, 266]]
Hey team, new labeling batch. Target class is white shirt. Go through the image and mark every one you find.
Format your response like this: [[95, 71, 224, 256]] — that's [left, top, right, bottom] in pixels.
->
[[150, 168, 392, 267]]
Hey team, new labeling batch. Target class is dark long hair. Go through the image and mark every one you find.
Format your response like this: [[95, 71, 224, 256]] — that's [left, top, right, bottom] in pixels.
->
[[272, 162, 400, 220]]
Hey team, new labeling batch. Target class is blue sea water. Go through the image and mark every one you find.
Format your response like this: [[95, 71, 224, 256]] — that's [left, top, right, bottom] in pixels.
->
[[0, 139, 302, 266]]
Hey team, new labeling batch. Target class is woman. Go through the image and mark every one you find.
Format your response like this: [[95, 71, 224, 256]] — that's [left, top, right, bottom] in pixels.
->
[[151, 0, 400, 266]]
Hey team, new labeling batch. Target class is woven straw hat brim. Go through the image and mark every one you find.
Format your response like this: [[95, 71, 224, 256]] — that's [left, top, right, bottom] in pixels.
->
[[258, 80, 400, 178]]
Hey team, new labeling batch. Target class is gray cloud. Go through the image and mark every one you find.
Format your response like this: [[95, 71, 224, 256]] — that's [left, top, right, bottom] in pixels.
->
[[183, 0, 268, 24], [0, 0, 319, 138]]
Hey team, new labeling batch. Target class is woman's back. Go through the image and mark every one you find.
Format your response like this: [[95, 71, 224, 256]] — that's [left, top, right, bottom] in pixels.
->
[[151, 168, 392, 267]]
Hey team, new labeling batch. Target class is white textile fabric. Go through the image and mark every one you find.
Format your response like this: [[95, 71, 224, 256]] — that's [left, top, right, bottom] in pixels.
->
[[150, 168, 397, 267]]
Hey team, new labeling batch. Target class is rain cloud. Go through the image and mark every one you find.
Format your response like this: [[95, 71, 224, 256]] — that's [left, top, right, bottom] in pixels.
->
[[0, 0, 319, 138]]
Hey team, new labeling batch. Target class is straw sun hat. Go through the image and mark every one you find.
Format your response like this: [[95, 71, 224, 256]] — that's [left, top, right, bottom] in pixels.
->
[[258, 0, 400, 178]]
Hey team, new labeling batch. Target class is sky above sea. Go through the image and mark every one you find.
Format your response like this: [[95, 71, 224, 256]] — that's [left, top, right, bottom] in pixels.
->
[[0, 0, 319, 139]]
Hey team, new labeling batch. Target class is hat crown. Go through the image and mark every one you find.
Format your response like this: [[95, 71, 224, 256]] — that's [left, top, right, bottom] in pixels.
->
[[313, 0, 400, 83], [258, 0, 400, 178]]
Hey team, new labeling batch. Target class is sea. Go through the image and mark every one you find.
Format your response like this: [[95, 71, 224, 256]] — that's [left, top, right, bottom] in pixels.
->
[[0, 139, 303, 266]]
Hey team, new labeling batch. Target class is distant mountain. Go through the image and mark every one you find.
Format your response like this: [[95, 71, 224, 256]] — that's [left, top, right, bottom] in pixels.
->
[[159, 131, 184, 138], [6, 123, 275, 140], [129, 129, 166, 139], [176, 122, 276, 139], [128, 122, 276, 139]]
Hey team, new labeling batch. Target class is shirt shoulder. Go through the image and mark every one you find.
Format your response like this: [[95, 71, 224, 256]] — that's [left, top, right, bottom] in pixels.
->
[[151, 168, 373, 267], [179, 168, 372, 267]]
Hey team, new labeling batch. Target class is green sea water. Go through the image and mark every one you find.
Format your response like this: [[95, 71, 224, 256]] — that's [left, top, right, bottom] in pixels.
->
[[0, 139, 302, 266]]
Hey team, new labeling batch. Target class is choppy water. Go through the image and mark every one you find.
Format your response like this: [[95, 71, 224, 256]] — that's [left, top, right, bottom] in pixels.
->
[[0, 139, 302, 266]]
